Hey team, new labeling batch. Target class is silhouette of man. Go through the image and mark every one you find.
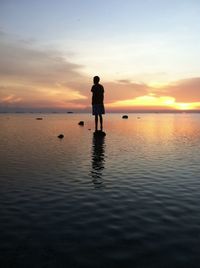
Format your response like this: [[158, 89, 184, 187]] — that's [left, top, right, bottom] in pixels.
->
[[91, 76, 105, 131]]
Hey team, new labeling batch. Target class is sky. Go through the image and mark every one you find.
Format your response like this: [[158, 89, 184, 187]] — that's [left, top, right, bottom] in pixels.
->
[[1, 0, 200, 112]]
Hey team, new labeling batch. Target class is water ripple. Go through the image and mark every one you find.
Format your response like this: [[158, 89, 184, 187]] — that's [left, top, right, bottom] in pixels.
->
[[1, 114, 200, 267]]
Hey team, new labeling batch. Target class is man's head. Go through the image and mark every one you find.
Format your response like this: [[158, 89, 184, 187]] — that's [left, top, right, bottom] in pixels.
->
[[93, 76, 100, 84]]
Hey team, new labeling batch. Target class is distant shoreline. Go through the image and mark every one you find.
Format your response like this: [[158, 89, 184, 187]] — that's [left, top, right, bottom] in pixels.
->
[[1, 110, 200, 114]]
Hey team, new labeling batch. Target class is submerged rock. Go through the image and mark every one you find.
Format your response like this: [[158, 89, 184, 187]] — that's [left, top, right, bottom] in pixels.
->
[[122, 115, 128, 119], [57, 134, 64, 139], [93, 130, 106, 137], [36, 117, 43, 120], [78, 121, 84, 126]]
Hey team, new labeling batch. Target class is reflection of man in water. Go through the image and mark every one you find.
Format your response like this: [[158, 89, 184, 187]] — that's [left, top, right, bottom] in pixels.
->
[[91, 76, 105, 132], [91, 135, 105, 187]]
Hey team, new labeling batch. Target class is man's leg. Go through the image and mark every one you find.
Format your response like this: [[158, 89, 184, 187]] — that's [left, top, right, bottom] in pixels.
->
[[95, 115, 98, 131], [100, 115, 103, 131]]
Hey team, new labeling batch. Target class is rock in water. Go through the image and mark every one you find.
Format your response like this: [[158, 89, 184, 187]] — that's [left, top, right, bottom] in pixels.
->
[[78, 121, 84, 126], [122, 115, 128, 119], [93, 130, 106, 137], [58, 134, 64, 139], [36, 117, 43, 120]]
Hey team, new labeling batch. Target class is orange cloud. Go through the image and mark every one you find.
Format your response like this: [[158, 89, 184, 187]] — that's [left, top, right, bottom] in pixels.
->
[[0, 33, 89, 110], [156, 77, 200, 102], [1, 32, 200, 112], [107, 93, 200, 111], [104, 81, 148, 103], [0, 94, 22, 104]]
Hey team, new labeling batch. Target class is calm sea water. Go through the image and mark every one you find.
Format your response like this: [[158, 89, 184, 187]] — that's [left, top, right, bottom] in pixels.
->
[[1, 113, 200, 268]]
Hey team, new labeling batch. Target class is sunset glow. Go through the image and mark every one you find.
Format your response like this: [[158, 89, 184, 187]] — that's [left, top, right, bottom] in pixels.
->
[[108, 95, 175, 108], [1, 1, 200, 112], [174, 102, 200, 110], [108, 95, 200, 111]]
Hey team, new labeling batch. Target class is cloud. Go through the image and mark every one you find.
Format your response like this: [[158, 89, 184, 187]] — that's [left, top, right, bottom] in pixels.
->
[[0, 94, 22, 104], [117, 79, 132, 84], [1, 32, 200, 111], [0, 33, 151, 111], [155, 77, 200, 102], [0, 34, 85, 85], [103, 81, 148, 103], [106, 77, 200, 111], [0, 32, 89, 110]]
